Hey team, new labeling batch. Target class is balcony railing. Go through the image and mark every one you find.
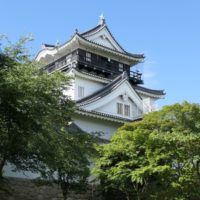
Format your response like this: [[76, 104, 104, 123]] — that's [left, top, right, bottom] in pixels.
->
[[129, 71, 143, 84], [77, 59, 119, 76], [45, 53, 143, 84], [46, 55, 77, 73], [78, 56, 143, 84]]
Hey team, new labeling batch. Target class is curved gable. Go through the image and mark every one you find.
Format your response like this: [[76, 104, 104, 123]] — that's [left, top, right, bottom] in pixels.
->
[[82, 25, 125, 53], [79, 80, 143, 120]]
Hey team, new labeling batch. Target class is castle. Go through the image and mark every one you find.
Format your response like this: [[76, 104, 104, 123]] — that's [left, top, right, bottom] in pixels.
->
[[36, 15, 165, 141]]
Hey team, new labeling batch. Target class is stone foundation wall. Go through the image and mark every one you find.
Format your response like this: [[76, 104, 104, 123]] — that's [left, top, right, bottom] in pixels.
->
[[0, 177, 102, 200]]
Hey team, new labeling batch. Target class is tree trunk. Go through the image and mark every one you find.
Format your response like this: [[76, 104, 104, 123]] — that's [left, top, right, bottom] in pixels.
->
[[0, 156, 6, 179], [125, 191, 130, 200], [62, 189, 68, 200], [60, 181, 69, 200]]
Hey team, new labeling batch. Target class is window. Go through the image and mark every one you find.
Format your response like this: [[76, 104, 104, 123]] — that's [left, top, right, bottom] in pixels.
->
[[119, 63, 123, 72], [124, 104, 130, 117], [78, 86, 84, 98], [117, 103, 131, 117], [86, 52, 91, 62], [117, 103, 123, 115]]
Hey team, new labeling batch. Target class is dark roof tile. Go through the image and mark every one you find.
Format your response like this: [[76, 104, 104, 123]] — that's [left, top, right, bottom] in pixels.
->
[[76, 71, 165, 106], [78, 33, 144, 60], [81, 24, 102, 36], [43, 43, 55, 48], [76, 72, 128, 105], [76, 108, 138, 123], [80, 24, 145, 59], [134, 85, 165, 96]]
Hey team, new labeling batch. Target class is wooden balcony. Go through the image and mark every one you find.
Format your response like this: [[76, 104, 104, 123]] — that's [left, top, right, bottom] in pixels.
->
[[77, 56, 143, 84], [129, 71, 143, 84], [44, 49, 143, 84]]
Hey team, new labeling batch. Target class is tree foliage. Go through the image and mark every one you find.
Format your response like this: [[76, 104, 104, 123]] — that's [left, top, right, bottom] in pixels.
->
[[0, 36, 95, 200], [35, 127, 95, 200], [94, 102, 200, 200]]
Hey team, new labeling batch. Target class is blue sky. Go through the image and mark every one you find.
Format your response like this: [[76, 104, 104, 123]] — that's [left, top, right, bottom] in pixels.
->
[[1, 0, 200, 107]]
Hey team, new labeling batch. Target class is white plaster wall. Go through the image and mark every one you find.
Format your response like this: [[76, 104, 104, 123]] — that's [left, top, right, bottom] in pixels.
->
[[63, 79, 75, 100], [62, 70, 75, 100], [85, 27, 123, 52], [140, 94, 157, 112], [92, 36, 115, 50], [95, 96, 141, 119], [87, 29, 111, 47], [75, 76, 105, 100], [140, 94, 156, 102], [4, 115, 121, 179], [73, 115, 121, 140], [83, 81, 143, 113]]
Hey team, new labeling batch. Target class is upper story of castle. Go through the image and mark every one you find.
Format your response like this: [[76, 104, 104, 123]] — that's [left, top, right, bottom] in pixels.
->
[[35, 15, 145, 85], [35, 16, 165, 123]]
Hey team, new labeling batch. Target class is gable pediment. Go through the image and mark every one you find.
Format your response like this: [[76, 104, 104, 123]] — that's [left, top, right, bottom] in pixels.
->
[[82, 25, 125, 53], [79, 80, 143, 119]]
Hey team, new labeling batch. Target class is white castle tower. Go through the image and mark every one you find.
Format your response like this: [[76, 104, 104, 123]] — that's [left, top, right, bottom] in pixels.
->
[[36, 16, 165, 141]]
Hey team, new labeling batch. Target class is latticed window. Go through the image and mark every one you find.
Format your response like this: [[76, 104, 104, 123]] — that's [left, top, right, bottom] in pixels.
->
[[124, 104, 130, 117], [86, 52, 91, 62], [117, 103, 123, 115], [78, 86, 84, 98]]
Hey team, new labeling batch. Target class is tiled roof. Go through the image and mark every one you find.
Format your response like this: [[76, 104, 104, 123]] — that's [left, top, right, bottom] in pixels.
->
[[80, 24, 145, 59], [76, 72, 129, 106], [76, 71, 165, 107], [126, 52, 145, 59], [81, 24, 126, 52], [81, 24, 102, 37], [68, 122, 109, 143], [134, 85, 165, 96], [76, 108, 141, 123], [67, 122, 86, 134], [78, 33, 144, 60], [74, 68, 110, 83], [43, 43, 55, 48], [37, 27, 144, 62]]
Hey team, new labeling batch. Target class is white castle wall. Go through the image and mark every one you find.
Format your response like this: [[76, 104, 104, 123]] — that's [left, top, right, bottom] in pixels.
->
[[73, 115, 121, 140], [75, 76, 105, 100], [140, 94, 158, 113], [96, 96, 142, 119]]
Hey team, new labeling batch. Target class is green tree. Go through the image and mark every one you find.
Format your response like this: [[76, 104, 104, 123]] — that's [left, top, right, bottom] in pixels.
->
[[0, 36, 95, 199], [35, 127, 96, 200], [94, 102, 200, 200], [0, 35, 73, 176]]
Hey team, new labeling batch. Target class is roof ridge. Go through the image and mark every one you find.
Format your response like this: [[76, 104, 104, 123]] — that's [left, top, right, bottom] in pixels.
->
[[81, 24, 102, 36], [77, 33, 144, 59], [76, 107, 137, 123], [80, 23, 145, 59], [104, 25, 125, 52], [81, 24, 125, 53], [76, 72, 128, 105], [43, 43, 55, 48], [134, 85, 165, 95]]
